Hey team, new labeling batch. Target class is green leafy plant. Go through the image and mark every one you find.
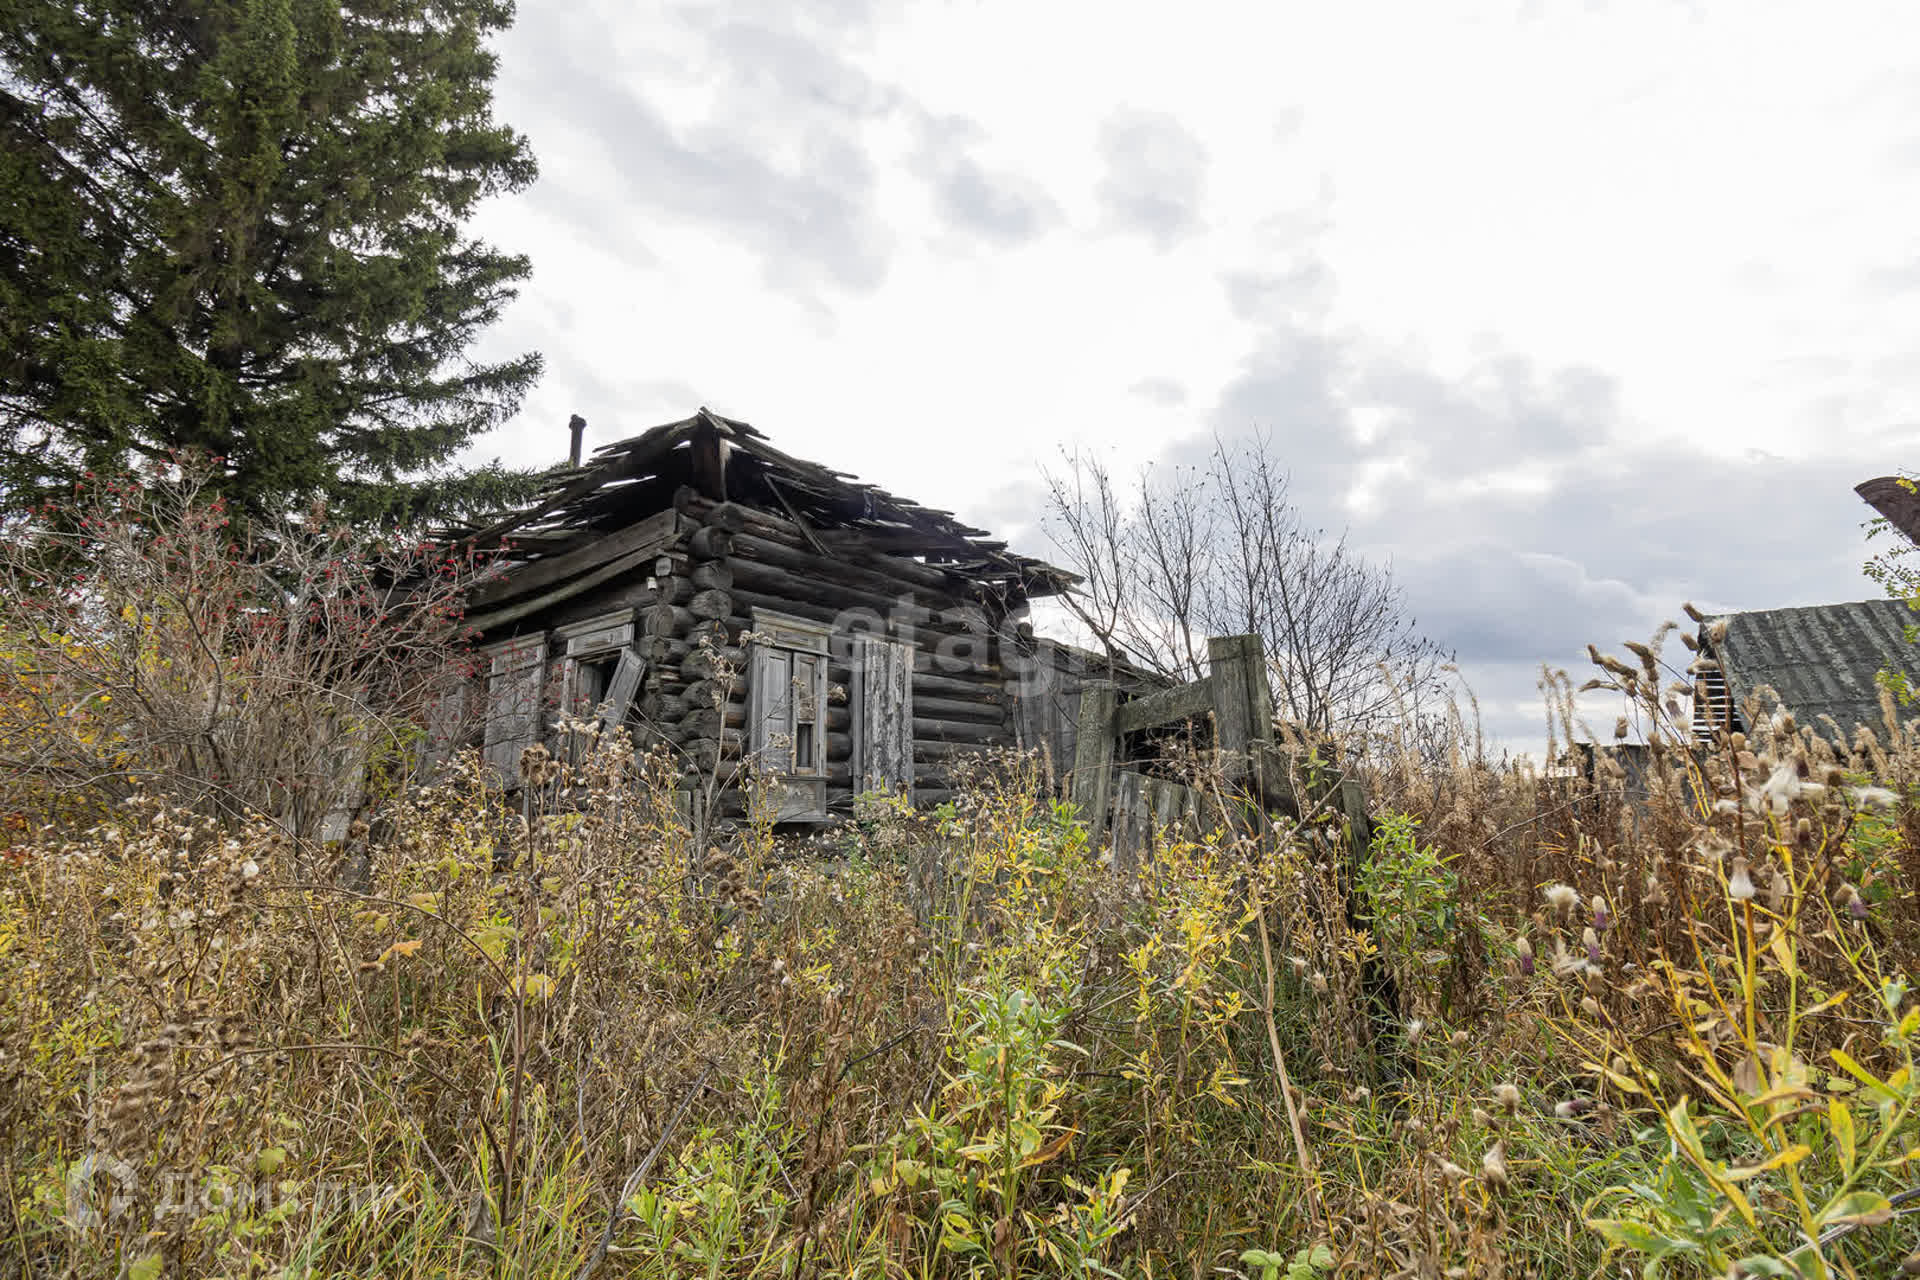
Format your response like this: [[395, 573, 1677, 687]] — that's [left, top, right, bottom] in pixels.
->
[[1240, 1242, 1333, 1280], [1359, 810, 1462, 1013]]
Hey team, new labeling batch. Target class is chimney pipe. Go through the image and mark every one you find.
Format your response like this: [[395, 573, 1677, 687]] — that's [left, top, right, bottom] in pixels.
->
[[567, 414, 586, 468]]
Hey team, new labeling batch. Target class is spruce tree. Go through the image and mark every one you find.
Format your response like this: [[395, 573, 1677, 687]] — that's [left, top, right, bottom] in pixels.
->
[[0, 0, 544, 524]]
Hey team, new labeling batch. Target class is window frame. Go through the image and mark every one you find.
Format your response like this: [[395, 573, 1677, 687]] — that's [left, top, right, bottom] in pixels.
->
[[553, 610, 645, 759], [748, 608, 833, 821]]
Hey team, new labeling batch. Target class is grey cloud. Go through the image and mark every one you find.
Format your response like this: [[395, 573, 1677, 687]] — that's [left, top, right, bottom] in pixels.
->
[[1222, 262, 1335, 328], [1397, 546, 1661, 667], [912, 113, 1061, 247], [1095, 108, 1209, 250], [1177, 250, 1893, 750], [499, 3, 899, 301], [692, 14, 898, 119], [1129, 377, 1189, 407], [1352, 356, 1613, 472]]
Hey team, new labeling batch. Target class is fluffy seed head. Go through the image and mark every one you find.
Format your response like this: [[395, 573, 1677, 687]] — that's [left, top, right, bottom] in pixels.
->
[[1482, 1141, 1509, 1189], [1728, 857, 1756, 902]]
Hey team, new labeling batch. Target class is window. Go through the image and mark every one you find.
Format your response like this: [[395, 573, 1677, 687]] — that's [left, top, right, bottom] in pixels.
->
[[554, 611, 646, 760], [748, 609, 832, 820], [480, 634, 547, 786]]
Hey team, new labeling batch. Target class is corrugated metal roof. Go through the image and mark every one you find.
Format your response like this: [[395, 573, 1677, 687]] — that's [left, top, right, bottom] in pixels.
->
[[1705, 599, 1920, 744]]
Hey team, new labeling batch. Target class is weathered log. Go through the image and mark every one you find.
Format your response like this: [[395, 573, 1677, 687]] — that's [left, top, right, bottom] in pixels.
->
[[679, 706, 743, 738], [727, 587, 843, 630], [683, 729, 741, 759], [727, 586, 994, 655], [688, 588, 735, 621], [912, 694, 1007, 724], [640, 635, 688, 663], [912, 717, 1004, 744], [652, 553, 689, 579], [683, 500, 965, 595], [703, 502, 748, 532], [679, 678, 722, 710], [913, 740, 997, 761], [690, 561, 733, 591], [653, 574, 692, 605], [644, 604, 694, 637], [683, 735, 743, 770], [725, 552, 949, 624], [679, 646, 746, 681], [688, 618, 740, 648], [638, 693, 689, 721], [914, 647, 1002, 677], [912, 671, 1005, 701], [688, 528, 734, 560]]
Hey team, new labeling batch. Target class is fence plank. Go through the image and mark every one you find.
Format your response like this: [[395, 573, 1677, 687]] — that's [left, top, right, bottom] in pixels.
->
[[1113, 675, 1215, 734], [1070, 682, 1118, 842]]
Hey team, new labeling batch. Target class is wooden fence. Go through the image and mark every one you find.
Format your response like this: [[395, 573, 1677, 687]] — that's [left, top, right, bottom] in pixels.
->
[[1068, 633, 1371, 863]]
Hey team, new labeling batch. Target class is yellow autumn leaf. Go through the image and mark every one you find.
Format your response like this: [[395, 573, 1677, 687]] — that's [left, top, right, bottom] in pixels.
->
[[1830, 1098, 1857, 1176], [511, 973, 554, 1001], [1830, 1048, 1893, 1099], [1725, 1143, 1811, 1180], [381, 938, 424, 962], [1768, 932, 1799, 978]]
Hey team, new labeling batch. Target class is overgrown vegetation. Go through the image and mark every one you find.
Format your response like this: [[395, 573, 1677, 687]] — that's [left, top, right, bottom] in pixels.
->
[[4, 498, 1920, 1277]]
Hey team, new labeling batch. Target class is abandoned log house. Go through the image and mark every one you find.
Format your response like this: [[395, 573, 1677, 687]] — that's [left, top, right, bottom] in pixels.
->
[[435, 409, 1135, 820]]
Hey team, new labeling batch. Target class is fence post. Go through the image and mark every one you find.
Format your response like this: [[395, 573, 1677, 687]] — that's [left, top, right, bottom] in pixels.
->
[[1208, 634, 1274, 792], [1070, 681, 1118, 843]]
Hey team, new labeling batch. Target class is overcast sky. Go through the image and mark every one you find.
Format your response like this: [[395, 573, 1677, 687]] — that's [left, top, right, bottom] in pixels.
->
[[463, 0, 1920, 752]]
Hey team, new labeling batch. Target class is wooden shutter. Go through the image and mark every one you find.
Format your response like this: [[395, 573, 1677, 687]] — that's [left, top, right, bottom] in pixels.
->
[[420, 680, 473, 776], [748, 644, 795, 772], [482, 636, 547, 786], [596, 647, 646, 740], [854, 633, 914, 798]]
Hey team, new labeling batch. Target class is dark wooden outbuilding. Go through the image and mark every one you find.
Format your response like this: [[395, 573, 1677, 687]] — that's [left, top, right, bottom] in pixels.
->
[[436, 408, 1138, 820]]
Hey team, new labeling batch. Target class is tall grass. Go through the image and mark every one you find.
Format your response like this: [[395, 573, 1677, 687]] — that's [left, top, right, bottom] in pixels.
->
[[4, 626, 1920, 1277]]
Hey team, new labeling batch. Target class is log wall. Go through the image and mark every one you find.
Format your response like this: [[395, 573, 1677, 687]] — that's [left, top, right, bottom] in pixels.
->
[[488, 492, 1032, 817]]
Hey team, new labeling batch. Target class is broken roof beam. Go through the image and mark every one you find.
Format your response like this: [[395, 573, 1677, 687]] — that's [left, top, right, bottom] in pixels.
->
[[468, 509, 685, 609]]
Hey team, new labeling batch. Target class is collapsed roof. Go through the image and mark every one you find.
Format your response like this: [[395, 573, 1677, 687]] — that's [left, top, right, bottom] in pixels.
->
[[448, 408, 1076, 610]]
